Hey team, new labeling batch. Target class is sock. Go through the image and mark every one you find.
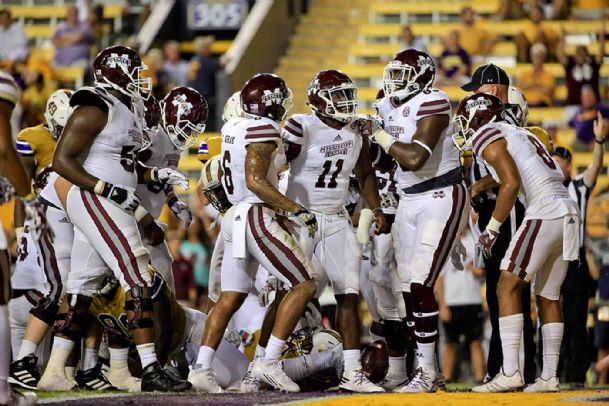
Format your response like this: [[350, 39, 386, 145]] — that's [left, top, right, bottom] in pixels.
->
[[0, 305, 10, 393], [136, 343, 157, 369], [65, 367, 76, 382], [82, 348, 99, 371], [17, 339, 39, 360], [255, 344, 266, 359], [109, 347, 129, 361], [410, 283, 439, 372], [195, 346, 215, 369], [45, 337, 75, 375], [499, 314, 523, 376], [388, 355, 407, 376], [264, 335, 285, 361], [541, 322, 564, 380], [343, 349, 361, 372], [416, 342, 435, 371]]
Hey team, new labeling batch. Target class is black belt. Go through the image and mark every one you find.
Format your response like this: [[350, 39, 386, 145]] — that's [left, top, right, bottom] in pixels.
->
[[402, 167, 463, 195], [12, 289, 29, 299], [38, 195, 61, 211]]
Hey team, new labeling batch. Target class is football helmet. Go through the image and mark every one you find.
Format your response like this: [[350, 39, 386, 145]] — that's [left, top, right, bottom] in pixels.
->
[[308, 69, 358, 123], [507, 86, 529, 127], [160, 86, 208, 150], [383, 49, 435, 100], [222, 91, 243, 123], [198, 155, 231, 214], [241, 73, 293, 122], [453, 93, 505, 151], [93, 45, 152, 100], [141, 95, 161, 149], [44, 89, 73, 139]]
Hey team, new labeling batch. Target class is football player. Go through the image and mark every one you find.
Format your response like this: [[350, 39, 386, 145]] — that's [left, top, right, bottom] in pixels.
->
[[281, 69, 384, 392], [189, 73, 318, 393], [453, 93, 580, 393], [48, 45, 191, 392], [9, 90, 74, 391], [361, 49, 469, 393], [0, 70, 37, 405]]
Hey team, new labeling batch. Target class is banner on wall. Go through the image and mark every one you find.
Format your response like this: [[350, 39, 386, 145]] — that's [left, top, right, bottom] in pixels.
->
[[187, 0, 249, 30]]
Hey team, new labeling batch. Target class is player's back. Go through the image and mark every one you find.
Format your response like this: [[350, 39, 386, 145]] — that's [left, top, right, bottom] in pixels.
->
[[16, 124, 56, 177], [284, 114, 362, 213], [76, 87, 144, 191], [220, 116, 281, 205]]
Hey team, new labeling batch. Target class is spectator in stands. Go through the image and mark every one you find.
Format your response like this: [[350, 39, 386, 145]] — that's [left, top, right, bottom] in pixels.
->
[[163, 41, 189, 86], [399, 25, 427, 53], [21, 72, 57, 128], [498, 0, 527, 20], [436, 30, 471, 87], [457, 6, 495, 56], [0, 9, 28, 72], [569, 85, 609, 151], [558, 16, 606, 107], [516, 43, 555, 107], [436, 228, 486, 383], [189, 36, 221, 130], [515, 5, 558, 63], [144, 48, 170, 100], [180, 218, 210, 308], [52, 5, 94, 68], [168, 230, 197, 308]]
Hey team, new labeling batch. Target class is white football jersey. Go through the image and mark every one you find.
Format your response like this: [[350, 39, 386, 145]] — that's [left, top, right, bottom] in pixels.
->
[[39, 171, 62, 209], [0, 71, 19, 106], [220, 116, 281, 205], [376, 89, 460, 190], [282, 114, 363, 214], [136, 127, 182, 218], [74, 87, 144, 191], [473, 122, 576, 219]]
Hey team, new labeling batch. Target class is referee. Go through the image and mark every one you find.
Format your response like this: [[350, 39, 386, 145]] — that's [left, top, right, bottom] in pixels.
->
[[461, 65, 537, 384], [551, 112, 606, 388]]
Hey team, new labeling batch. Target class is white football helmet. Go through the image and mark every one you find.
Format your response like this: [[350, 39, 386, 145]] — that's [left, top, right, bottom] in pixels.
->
[[507, 86, 529, 127], [222, 91, 243, 123], [198, 155, 231, 213], [44, 89, 74, 139]]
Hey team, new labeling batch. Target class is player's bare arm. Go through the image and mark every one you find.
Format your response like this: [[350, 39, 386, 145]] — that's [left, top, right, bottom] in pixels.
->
[[584, 111, 606, 187], [53, 105, 107, 191], [0, 100, 29, 196], [12, 155, 36, 229], [284, 141, 301, 163], [481, 139, 521, 224], [245, 141, 300, 213], [470, 174, 500, 200], [354, 137, 385, 233]]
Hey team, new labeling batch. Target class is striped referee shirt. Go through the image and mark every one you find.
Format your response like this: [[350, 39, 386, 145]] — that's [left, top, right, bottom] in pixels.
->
[[566, 171, 593, 248]]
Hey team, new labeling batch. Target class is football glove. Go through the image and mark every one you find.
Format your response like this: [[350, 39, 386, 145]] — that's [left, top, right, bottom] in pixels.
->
[[24, 201, 54, 242], [294, 205, 318, 238], [476, 228, 499, 259], [152, 167, 189, 190], [97, 182, 140, 213], [168, 196, 192, 228]]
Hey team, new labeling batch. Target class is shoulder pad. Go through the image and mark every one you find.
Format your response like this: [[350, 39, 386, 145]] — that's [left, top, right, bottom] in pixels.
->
[[71, 87, 112, 113]]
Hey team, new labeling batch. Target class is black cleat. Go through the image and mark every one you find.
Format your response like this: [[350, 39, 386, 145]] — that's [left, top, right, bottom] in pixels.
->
[[76, 362, 118, 391], [8, 355, 40, 390], [141, 362, 192, 392]]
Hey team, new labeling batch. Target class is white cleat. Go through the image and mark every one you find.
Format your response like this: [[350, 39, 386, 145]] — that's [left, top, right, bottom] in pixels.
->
[[394, 366, 442, 393], [382, 370, 409, 391], [471, 369, 524, 393], [523, 377, 559, 393], [252, 359, 299, 392], [37, 371, 76, 391], [239, 359, 260, 393], [339, 369, 385, 393], [107, 363, 142, 392], [188, 368, 223, 393]]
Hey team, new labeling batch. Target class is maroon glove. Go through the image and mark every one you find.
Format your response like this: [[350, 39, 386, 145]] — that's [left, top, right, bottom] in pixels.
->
[[477, 229, 499, 259]]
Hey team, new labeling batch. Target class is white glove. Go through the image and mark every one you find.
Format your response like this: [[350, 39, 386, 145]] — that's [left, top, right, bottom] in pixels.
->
[[356, 208, 373, 245], [168, 196, 192, 227], [96, 181, 140, 212], [450, 239, 467, 271], [258, 276, 279, 307], [153, 167, 189, 190], [24, 201, 54, 242], [294, 205, 318, 238]]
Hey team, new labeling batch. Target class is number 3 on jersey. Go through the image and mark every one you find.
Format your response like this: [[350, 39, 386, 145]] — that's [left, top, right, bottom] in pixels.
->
[[315, 159, 344, 188]]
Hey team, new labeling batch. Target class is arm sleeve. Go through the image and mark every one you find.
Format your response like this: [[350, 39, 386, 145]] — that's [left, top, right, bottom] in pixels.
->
[[16, 132, 34, 157], [244, 123, 281, 146], [281, 115, 305, 146], [415, 92, 451, 120], [472, 126, 505, 157]]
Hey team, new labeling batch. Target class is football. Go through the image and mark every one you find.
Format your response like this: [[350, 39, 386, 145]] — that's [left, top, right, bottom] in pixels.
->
[[361, 340, 389, 383]]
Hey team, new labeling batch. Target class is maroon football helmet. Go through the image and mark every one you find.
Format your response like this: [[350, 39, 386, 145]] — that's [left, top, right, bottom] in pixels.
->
[[241, 73, 293, 122], [453, 93, 505, 151], [93, 45, 151, 100], [383, 49, 435, 100], [308, 70, 358, 123], [160, 86, 208, 150], [140, 95, 161, 149]]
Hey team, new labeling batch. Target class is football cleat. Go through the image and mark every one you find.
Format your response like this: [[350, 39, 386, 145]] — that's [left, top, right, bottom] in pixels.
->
[[37, 370, 76, 391], [107, 360, 141, 392], [240, 358, 260, 393], [394, 366, 443, 393], [188, 368, 222, 393], [75, 362, 118, 391], [339, 369, 385, 393], [9, 355, 40, 390], [141, 362, 192, 392], [523, 377, 559, 393], [253, 359, 300, 392], [381, 370, 409, 391], [471, 369, 524, 393]]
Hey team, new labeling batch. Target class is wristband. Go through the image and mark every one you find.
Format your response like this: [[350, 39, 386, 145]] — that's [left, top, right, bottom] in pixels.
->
[[413, 139, 433, 155], [134, 205, 148, 222], [373, 129, 397, 153], [595, 138, 605, 145], [15, 227, 23, 241], [94, 180, 106, 195], [486, 216, 503, 233], [150, 167, 159, 182], [167, 195, 178, 207]]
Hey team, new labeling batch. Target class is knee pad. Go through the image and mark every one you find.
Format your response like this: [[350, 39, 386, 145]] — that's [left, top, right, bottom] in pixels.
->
[[125, 286, 154, 330], [30, 296, 60, 326], [384, 319, 407, 352], [53, 294, 91, 340]]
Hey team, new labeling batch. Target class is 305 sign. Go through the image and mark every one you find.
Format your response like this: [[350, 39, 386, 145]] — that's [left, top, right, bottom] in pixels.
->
[[187, 0, 248, 30]]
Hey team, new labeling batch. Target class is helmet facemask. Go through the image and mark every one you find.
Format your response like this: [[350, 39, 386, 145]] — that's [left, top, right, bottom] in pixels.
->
[[318, 83, 358, 123], [102, 63, 152, 101], [452, 108, 498, 152], [383, 61, 434, 100], [165, 116, 205, 150]]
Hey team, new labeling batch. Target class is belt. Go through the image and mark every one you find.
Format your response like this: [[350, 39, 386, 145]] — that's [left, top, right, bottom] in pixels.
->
[[38, 195, 61, 211], [402, 167, 463, 195]]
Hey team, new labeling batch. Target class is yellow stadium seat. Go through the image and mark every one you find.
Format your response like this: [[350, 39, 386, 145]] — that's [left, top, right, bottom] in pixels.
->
[[369, 1, 500, 16], [179, 40, 232, 54], [23, 25, 54, 39]]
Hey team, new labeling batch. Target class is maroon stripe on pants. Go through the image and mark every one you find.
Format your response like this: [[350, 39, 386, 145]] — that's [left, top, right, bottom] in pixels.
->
[[80, 190, 139, 287], [517, 220, 542, 280], [248, 207, 299, 286], [506, 220, 532, 275], [39, 229, 63, 302]]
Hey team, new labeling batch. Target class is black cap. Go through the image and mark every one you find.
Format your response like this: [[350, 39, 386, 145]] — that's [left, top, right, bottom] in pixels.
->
[[551, 146, 572, 162], [461, 64, 510, 92]]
